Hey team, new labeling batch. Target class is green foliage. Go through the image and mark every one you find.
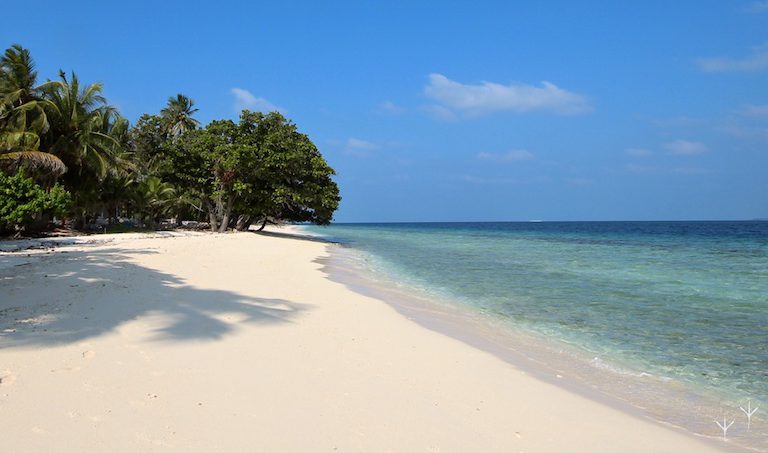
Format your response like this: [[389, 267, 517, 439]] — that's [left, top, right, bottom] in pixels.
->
[[0, 44, 339, 233], [133, 176, 176, 228], [42, 71, 122, 180], [160, 94, 200, 139], [167, 110, 340, 231], [0, 44, 66, 181], [0, 171, 71, 233]]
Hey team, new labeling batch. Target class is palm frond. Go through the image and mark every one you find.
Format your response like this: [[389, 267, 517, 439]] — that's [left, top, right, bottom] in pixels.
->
[[0, 130, 40, 152]]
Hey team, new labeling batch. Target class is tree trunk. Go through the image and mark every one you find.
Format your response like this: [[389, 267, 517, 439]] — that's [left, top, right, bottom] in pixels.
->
[[256, 218, 268, 232], [203, 198, 218, 232], [217, 193, 234, 233], [243, 217, 254, 231], [235, 214, 250, 232], [74, 212, 86, 231]]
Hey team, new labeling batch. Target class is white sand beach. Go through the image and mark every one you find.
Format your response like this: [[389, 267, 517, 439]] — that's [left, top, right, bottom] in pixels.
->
[[0, 230, 728, 452]]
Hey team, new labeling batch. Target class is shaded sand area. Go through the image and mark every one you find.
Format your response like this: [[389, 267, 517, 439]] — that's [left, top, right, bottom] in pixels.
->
[[0, 230, 729, 452]]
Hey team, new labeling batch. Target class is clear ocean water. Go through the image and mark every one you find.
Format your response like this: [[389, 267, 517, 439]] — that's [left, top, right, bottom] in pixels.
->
[[306, 221, 768, 447]]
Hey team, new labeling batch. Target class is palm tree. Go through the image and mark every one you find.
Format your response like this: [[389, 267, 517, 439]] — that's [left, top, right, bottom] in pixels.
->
[[0, 45, 65, 181], [99, 172, 134, 224], [160, 94, 199, 139], [39, 71, 129, 228], [0, 44, 41, 105], [133, 176, 176, 229], [42, 71, 121, 179]]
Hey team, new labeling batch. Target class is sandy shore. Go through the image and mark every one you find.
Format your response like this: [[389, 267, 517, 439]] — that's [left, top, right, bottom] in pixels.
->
[[0, 229, 729, 452]]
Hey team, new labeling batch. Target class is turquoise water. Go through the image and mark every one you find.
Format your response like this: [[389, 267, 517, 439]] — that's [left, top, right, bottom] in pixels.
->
[[307, 221, 768, 441]]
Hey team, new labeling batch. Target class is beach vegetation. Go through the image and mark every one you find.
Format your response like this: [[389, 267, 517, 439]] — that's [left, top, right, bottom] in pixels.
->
[[0, 44, 339, 236], [165, 111, 340, 232], [0, 171, 71, 234]]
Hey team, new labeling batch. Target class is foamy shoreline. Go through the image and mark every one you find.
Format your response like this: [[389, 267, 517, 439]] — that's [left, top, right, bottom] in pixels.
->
[[0, 228, 732, 451]]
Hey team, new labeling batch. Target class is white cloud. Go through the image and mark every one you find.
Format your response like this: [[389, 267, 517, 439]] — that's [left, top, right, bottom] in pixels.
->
[[566, 177, 593, 187], [651, 116, 708, 128], [624, 148, 652, 157], [343, 138, 381, 157], [720, 124, 768, 142], [664, 140, 708, 155], [422, 104, 457, 121], [621, 164, 710, 176], [696, 43, 768, 72], [624, 163, 657, 174], [346, 138, 379, 150], [231, 88, 285, 113], [739, 104, 768, 117], [424, 73, 591, 117], [461, 175, 521, 185], [745, 1, 768, 12], [673, 167, 712, 175], [376, 101, 406, 115], [477, 149, 535, 162]]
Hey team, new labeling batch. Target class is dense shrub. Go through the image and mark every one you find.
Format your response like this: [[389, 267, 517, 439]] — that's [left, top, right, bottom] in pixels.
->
[[0, 171, 71, 234]]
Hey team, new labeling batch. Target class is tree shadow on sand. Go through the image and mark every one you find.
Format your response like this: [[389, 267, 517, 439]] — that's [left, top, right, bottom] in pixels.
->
[[0, 245, 308, 348], [252, 229, 338, 244]]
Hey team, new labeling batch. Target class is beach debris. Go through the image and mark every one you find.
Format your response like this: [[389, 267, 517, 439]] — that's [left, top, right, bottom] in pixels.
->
[[739, 400, 758, 431], [715, 416, 734, 441]]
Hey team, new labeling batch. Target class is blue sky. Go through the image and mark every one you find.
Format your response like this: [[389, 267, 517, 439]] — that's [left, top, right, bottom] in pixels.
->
[[4, 1, 767, 221]]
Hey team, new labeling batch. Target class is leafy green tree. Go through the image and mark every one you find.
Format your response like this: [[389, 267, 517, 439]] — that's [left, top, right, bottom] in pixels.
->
[[0, 171, 71, 234], [167, 110, 339, 232], [230, 111, 339, 230], [1, 44, 339, 235], [129, 114, 166, 163]]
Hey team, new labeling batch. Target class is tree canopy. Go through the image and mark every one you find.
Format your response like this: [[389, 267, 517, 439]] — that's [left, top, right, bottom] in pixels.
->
[[0, 44, 340, 235], [166, 111, 340, 232]]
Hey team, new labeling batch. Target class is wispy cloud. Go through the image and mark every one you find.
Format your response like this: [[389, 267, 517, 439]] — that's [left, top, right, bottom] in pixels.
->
[[651, 116, 708, 128], [343, 137, 381, 157], [696, 43, 768, 72], [461, 175, 521, 185], [566, 177, 593, 187], [664, 140, 708, 155], [673, 167, 712, 175], [739, 104, 768, 117], [624, 148, 653, 157], [231, 88, 285, 113], [624, 163, 657, 175], [477, 149, 535, 162], [744, 1, 768, 12], [719, 124, 768, 142], [423, 73, 591, 118], [376, 101, 406, 115], [422, 104, 457, 121], [621, 163, 711, 176]]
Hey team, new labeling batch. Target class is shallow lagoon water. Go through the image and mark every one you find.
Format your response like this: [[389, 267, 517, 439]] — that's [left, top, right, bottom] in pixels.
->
[[306, 221, 768, 449]]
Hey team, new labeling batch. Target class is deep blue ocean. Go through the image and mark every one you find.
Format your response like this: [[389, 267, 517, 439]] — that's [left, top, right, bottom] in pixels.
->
[[306, 221, 768, 438]]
